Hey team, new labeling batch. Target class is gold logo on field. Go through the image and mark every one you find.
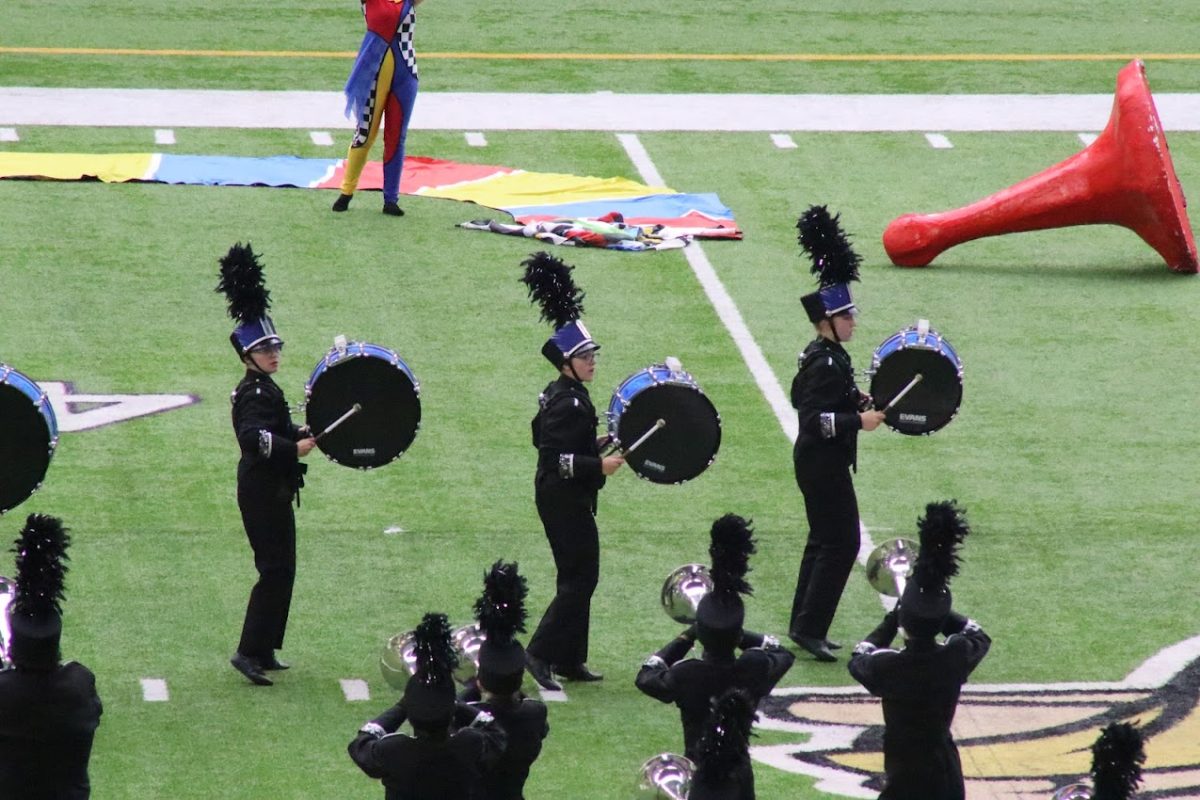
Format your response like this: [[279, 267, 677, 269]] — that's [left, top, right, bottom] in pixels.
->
[[754, 635, 1200, 798]]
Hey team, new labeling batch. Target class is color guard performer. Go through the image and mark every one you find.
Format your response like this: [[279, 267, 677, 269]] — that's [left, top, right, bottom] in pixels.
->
[[636, 515, 794, 760], [0, 514, 102, 800], [848, 501, 990, 800], [520, 252, 625, 691], [349, 612, 507, 799], [466, 560, 549, 800], [216, 243, 316, 686], [789, 206, 886, 662]]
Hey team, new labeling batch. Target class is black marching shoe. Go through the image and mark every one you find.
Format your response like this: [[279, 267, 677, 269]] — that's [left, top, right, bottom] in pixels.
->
[[824, 639, 843, 651], [382, 202, 405, 217], [230, 653, 273, 686], [556, 663, 603, 682], [790, 634, 837, 663], [261, 654, 291, 671], [332, 193, 352, 212], [525, 653, 562, 692]]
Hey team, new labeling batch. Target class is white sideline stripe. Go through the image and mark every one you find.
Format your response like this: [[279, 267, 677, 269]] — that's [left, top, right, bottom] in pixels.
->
[[618, 133, 797, 443], [924, 132, 954, 149], [154, 128, 175, 145], [4, 88, 1200, 131], [538, 688, 568, 702], [0, 127, 18, 142], [309, 130, 334, 146], [140, 678, 169, 702], [770, 133, 797, 149], [340, 678, 371, 701], [464, 131, 488, 147], [1078, 132, 1099, 146]]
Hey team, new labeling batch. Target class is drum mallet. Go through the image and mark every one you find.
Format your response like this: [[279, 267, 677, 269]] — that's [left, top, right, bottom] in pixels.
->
[[619, 418, 667, 456], [315, 403, 362, 441], [881, 374, 923, 412]]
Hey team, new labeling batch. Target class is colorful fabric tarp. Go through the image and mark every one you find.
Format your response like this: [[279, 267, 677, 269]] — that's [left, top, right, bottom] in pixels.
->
[[0, 152, 741, 242]]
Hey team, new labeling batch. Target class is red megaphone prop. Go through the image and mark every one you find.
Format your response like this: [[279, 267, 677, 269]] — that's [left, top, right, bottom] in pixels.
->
[[883, 60, 1198, 274]]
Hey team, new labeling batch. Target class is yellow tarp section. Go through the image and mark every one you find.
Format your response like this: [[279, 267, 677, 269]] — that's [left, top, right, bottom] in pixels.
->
[[0, 152, 155, 182], [417, 169, 673, 206]]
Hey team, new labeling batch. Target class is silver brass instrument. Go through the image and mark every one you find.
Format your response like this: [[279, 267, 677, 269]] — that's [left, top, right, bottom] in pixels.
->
[[380, 630, 417, 690], [1051, 784, 1092, 800], [864, 538, 918, 597], [661, 564, 713, 624], [0, 575, 13, 669], [452, 622, 484, 686], [636, 753, 694, 799]]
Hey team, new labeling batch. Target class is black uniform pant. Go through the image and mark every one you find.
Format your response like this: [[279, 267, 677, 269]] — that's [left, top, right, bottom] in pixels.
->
[[237, 490, 296, 659], [790, 459, 860, 640], [527, 491, 599, 668]]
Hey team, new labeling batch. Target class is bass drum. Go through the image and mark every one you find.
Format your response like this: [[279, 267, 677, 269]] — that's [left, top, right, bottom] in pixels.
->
[[607, 360, 720, 484], [0, 364, 58, 514], [868, 319, 963, 435], [305, 339, 420, 469]]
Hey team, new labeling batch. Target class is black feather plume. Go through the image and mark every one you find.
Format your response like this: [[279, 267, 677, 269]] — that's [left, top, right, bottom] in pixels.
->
[[696, 687, 757, 781], [411, 612, 459, 686], [474, 560, 528, 644], [520, 251, 585, 329], [911, 500, 969, 592], [796, 205, 862, 289], [215, 242, 272, 323], [10, 514, 70, 618], [1091, 721, 1145, 800], [709, 514, 756, 597]]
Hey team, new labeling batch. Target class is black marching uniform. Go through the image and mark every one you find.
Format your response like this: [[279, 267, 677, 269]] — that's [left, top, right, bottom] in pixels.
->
[[348, 702, 508, 800], [0, 662, 103, 800], [789, 336, 868, 642], [231, 368, 307, 661], [526, 374, 606, 670], [636, 630, 794, 761], [471, 695, 549, 800], [848, 611, 991, 800]]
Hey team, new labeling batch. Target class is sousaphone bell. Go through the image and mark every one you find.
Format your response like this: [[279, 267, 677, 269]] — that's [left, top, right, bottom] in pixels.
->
[[1051, 784, 1093, 800], [636, 752, 694, 799], [864, 538, 918, 597], [661, 564, 713, 624]]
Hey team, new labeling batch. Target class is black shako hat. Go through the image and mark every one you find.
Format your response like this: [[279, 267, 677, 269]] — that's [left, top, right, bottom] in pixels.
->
[[403, 612, 459, 730], [215, 242, 284, 358], [474, 560, 529, 696], [898, 500, 970, 639], [8, 513, 70, 670], [695, 514, 756, 655], [796, 205, 862, 324], [520, 251, 598, 368]]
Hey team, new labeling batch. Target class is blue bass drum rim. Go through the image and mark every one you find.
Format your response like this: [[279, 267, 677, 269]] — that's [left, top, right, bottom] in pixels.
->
[[305, 342, 420, 469], [0, 364, 58, 514], [607, 364, 721, 484], [868, 324, 963, 435]]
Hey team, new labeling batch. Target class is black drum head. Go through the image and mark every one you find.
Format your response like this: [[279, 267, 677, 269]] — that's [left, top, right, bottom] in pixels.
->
[[870, 348, 962, 435], [307, 357, 420, 469], [614, 384, 721, 484], [0, 386, 54, 514]]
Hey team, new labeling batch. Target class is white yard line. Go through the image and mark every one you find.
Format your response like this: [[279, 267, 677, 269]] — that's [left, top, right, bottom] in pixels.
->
[[3, 88, 1199, 130]]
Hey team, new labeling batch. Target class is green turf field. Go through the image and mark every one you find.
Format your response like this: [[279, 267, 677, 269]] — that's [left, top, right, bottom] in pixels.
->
[[2, 2, 1200, 798]]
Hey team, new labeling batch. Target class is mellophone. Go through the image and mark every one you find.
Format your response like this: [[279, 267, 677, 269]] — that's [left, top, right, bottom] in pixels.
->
[[867, 318, 963, 435]]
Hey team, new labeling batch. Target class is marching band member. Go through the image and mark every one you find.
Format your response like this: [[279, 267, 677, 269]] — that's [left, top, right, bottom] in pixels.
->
[[848, 501, 990, 800], [349, 613, 507, 799], [789, 206, 886, 663], [466, 561, 549, 799], [216, 243, 316, 686], [333, 0, 427, 216], [0, 514, 102, 800], [520, 252, 625, 691], [690, 688, 758, 800], [636, 515, 794, 760]]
